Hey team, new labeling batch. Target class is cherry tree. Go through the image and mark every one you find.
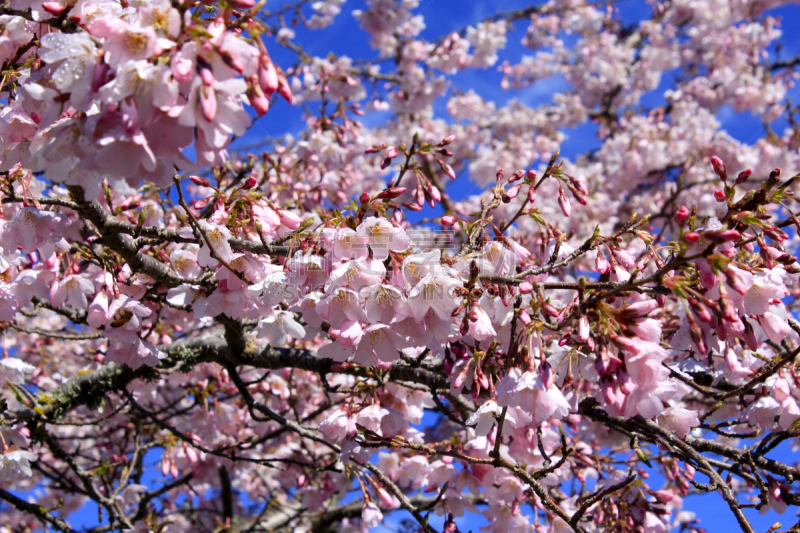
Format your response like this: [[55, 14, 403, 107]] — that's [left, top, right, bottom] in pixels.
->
[[1, 0, 800, 532]]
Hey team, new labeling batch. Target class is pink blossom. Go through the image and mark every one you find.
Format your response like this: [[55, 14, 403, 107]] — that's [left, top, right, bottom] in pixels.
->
[[89, 18, 157, 69], [356, 216, 411, 260], [1, 207, 68, 258], [758, 312, 791, 344]]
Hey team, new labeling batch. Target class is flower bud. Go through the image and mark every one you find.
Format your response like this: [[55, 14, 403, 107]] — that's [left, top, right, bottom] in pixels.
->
[[527, 186, 537, 203], [683, 232, 700, 243], [276, 76, 293, 104], [193, 197, 211, 210], [189, 175, 210, 187], [440, 161, 456, 180], [724, 267, 747, 295], [764, 168, 781, 190], [509, 170, 525, 183], [375, 187, 406, 199], [688, 298, 712, 323], [707, 229, 740, 243], [427, 183, 442, 203], [713, 189, 726, 202], [258, 55, 279, 96], [437, 134, 455, 147], [735, 168, 751, 184], [595, 251, 611, 274], [518, 281, 533, 294], [42, 2, 66, 15], [620, 299, 658, 319], [710, 155, 727, 178], [200, 86, 217, 122], [359, 192, 370, 204], [441, 215, 457, 227], [242, 176, 258, 190], [569, 176, 588, 195], [674, 205, 690, 225], [365, 144, 387, 154], [558, 187, 571, 217], [541, 301, 559, 318], [576, 315, 590, 342], [247, 81, 270, 116]]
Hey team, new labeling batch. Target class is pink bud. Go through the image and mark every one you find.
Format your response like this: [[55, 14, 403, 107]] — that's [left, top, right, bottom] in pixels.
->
[[193, 197, 211, 210], [711, 155, 727, 178], [674, 205, 690, 225], [242, 176, 257, 190], [569, 176, 588, 195], [713, 189, 726, 202], [595, 251, 611, 274], [360, 192, 370, 204], [519, 310, 532, 325], [279, 209, 302, 230], [438, 134, 456, 146], [428, 183, 442, 203], [683, 232, 700, 243], [725, 267, 747, 295], [736, 169, 752, 184], [527, 186, 537, 203], [653, 490, 674, 503], [509, 170, 525, 183], [505, 184, 521, 200], [613, 249, 637, 270], [518, 281, 533, 294], [376, 187, 406, 199], [441, 162, 456, 180], [441, 215, 457, 227], [220, 50, 245, 74], [200, 86, 217, 122], [576, 315, 590, 342], [189, 175, 210, 187], [708, 229, 740, 243], [558, 188, 571, 217], [259, 56, 279, 96], [365, 144, 387, 154], [542, 302, 559, 318], [42, 2, 66, 16], [248, 82, 270, 116], [198, 62, 215, 86], [276, 76, 293, 104], [621, 299, 658, 318], [540, 362, 555, 389]]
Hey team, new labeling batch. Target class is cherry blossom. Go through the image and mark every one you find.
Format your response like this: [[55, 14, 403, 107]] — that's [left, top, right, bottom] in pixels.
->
[[0, 1, 799, 532]]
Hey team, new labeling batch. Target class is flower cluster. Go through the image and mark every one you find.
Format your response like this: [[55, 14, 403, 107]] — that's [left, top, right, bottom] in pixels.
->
[[0, 1, 800, 533]]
